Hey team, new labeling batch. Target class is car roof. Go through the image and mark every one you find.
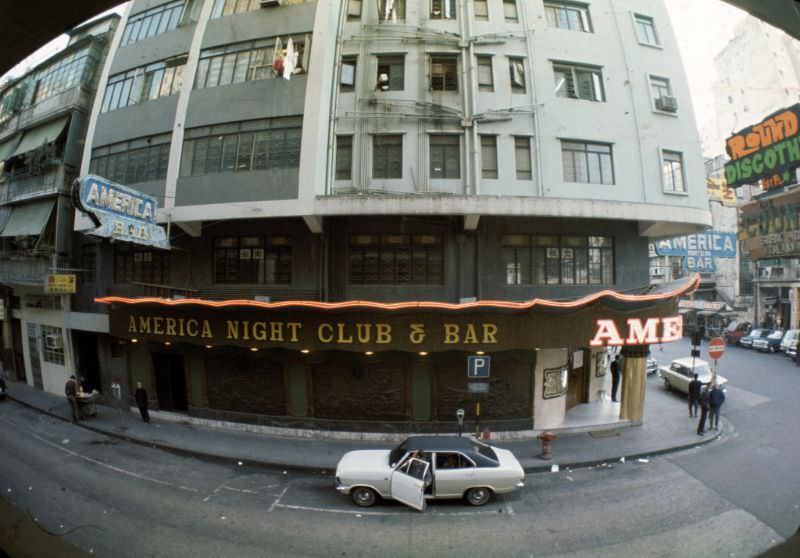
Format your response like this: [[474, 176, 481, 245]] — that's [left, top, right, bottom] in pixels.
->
[[401, 436, 474, 451], [672, 357, 709, 367]]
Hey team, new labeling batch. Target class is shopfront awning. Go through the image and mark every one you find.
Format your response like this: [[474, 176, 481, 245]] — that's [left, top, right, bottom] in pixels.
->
[[0, 134, 20, 160], [95, 275, 702, 352], [10, 115, 69, 157], [0, 199, 55, 237]]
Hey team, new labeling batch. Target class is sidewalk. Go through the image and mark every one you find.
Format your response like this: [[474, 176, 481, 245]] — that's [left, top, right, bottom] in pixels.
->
[[4, 379, 723, 474]]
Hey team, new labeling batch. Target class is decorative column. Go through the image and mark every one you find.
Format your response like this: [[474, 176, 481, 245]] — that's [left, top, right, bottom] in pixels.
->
[[620, 345, 648, 424]]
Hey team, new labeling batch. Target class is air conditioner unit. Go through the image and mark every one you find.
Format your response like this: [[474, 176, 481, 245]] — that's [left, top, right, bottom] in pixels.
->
[[259, 0, 282, 7], [45, 334, 63, 350], [655, 95, 678, 112]]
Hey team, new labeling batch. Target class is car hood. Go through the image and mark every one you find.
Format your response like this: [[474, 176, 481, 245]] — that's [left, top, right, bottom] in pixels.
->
[[335, 449, 391, 476]]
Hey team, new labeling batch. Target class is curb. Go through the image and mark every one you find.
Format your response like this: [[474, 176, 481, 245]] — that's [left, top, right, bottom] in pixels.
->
[[9, 394, 725, 475]]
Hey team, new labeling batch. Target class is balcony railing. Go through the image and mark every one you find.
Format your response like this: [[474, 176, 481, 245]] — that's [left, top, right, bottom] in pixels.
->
[[0, 255, 53, 286], [0, 85, 91, 140]]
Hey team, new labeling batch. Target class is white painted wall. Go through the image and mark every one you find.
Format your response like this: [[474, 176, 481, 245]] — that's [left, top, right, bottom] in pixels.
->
[[533, 348, 568, 430]]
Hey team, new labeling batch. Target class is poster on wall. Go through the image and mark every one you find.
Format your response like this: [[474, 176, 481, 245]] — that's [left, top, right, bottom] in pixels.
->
[[738, 188, 800, 260]]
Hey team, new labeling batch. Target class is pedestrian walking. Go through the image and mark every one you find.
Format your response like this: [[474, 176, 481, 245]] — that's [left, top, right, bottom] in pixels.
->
[[688, 373, 702, 417], [696, 386, 710, 435], [610, 354, 622, 402], [134, 382, 150, 423], [708, 383, 725, 430], [65, 374, 79, 423]]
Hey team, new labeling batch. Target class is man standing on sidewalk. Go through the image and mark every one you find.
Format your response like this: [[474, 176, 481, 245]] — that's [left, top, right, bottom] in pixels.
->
[[688, 373, 702, 417], [708, 383, 725, 430], [697, 386, 710, 435], [135, 382, 150, 423], [65, 375, 79, 423]]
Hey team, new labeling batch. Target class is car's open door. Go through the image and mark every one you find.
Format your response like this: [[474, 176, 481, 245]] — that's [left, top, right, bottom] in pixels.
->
[[390, 457, 428, 511]]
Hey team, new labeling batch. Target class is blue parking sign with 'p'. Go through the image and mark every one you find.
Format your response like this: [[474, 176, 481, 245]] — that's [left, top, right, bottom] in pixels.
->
[[467, 356, 491, 378]]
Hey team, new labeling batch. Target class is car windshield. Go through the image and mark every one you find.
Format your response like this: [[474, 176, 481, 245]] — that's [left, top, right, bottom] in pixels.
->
[[389, 440, 410, 467], [768, 331, 784, 339]]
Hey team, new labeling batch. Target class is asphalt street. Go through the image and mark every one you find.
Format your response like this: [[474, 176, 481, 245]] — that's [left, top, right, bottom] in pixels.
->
[[1, 336, 798, 557]]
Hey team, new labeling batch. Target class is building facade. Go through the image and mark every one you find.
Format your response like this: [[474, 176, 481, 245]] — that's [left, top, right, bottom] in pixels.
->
[[0, 16, 119, 392], [6, 0, 710, 433]]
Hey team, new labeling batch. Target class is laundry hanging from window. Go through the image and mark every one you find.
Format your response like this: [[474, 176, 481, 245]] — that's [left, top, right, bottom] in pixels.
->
[[271, 37, 302, 80]]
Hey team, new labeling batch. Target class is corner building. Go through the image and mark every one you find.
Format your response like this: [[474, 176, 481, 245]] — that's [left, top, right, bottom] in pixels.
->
[[69, 0, 710, 433]]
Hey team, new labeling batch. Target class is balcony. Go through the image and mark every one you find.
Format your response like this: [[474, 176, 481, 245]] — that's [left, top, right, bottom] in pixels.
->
[[0, 167, 64, 203], [0, 85, 91, 142], [0, 254, 53, 286]]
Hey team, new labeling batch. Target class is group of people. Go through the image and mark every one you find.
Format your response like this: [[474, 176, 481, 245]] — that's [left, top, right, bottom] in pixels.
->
[[64, 375, 151, 424], [687, 373, 725, 435]]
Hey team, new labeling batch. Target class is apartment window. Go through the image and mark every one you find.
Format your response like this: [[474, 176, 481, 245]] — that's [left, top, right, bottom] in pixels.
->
[[90, 136, 171, 184], [195, 36, 308, 90], [210, 0, 307, 18], [181, 117, 302, 176], [544, 2, 592, 32], [29, 45, 99, 106], [561, 140, 614, 184], [634, 14, 660, 46], [474, 0, 489, 20], [502, 235, 614, 285], [102, 55, 187, 113], [662, 150, 686, 193], [553, 63, 604, 101], [349, 234, 443, 285], [376, 55, 405, 91], [341, 55, 356, 91], [503, 0, 519, 22], [480, 135, 498, 179], [82, 245, 97, 284], [336, 135, 353, 180], [431, 0, 456, 19], [508, 58, 526, 93], [114, 247, 170, 284], [347, 0, 363, 20], [121, 0, 200, 47], [514, 136, 532, 180], [213, 236, 292, 284], [650, 75, 677, 112], [373, 135, 403, 179], [476, 55, 494, 91], [431, 56, 458, 91], [379, 0, 405, 22], [430, 135, 460, 179], [41, 325, 65, 365]]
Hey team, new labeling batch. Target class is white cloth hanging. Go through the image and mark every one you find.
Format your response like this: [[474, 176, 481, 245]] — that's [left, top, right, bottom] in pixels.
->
[[283, 38, 297, 80]]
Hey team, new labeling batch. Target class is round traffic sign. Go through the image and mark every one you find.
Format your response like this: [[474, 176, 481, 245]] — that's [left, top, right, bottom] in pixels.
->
[[708, 337, 725, 360]]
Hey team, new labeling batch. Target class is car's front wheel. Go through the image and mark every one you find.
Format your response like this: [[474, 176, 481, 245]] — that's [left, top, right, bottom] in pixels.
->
[[465, 487, 491, 506], [351, 487, 377, 507]]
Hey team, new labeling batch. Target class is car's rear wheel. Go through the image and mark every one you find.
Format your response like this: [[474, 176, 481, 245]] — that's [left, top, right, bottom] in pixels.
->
[[465, 487, 491, 506], [351, 487, 377, 507], [664, 378, 672, 391]]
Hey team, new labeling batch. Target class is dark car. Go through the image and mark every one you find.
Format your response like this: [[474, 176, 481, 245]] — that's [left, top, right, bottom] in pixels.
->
[[0, 376, 7, 400], [753, 330, 785, 352], [740, 328, 772, 349], [724, 320, 752, 346]]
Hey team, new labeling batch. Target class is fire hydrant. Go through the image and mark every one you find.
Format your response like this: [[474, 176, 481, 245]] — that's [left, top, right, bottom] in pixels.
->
[[537, 431, 556, 460]]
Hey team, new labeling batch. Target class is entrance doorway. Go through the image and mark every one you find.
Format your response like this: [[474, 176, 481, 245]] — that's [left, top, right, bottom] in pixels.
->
[[152, 354, 187, 411], [566, 349, 588, 410], [73, 332, 101, 393]]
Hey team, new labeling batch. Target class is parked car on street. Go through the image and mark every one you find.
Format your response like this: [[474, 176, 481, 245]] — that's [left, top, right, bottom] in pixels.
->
[[780, 329, 798, 355], [658, 357, 728, 394], [0, 377, 7, 400], [739, 328, 772, 349], [724, 321, 752, 346], [335, 436, 525, 511], [646, 354, 659, 375], [754, 330, 785, 352]]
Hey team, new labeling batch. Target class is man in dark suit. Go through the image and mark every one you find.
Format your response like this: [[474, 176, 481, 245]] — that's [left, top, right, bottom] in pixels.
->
[[135, 382, 150, 423], [65, 375, 79, 423], [688, 373, 702, 417], [610, 354, 622, 402]]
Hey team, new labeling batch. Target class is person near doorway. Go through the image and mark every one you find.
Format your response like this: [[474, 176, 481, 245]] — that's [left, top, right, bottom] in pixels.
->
[[65, 375, 79, 423], [135, 382, 150, 423], [688, 373, 702, 417], [696, 386, 710, 435], [610, 354, 622, 402], [708, 383, 725, 430]]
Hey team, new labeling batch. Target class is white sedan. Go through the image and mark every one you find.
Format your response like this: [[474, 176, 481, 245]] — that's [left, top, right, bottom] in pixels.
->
[[335, 436, 525, 511], [658, 357, 728, 394]]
